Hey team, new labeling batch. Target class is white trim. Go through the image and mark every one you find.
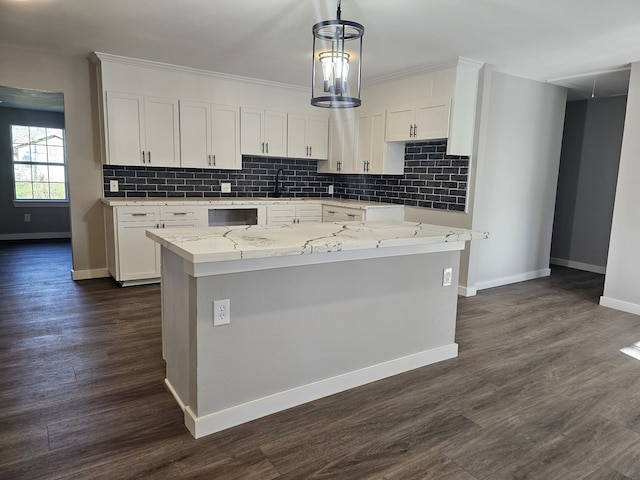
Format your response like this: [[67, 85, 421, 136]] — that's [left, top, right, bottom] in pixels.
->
[[0, 232, 70, 241], [599, 296, 640, 316], [182, 344, 458, 439], [70, 268, 110, 281], [12, 201, 69, 208], [458, 285, 477, 297], [475, 268, 551, 291], [550, 257, 606, 275], [164, 379, 187, 412]]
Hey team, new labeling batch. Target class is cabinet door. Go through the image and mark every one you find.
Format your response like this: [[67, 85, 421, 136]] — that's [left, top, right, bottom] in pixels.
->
[[356, 114, 373, 173], [385, 107, 414, 142], [369, 113, 386, 174], [211, 105, 241, 170], [264, 110, 287, 157], [415, 99, 450, 140], [266, 205, 296, 225], [287, 114, 309, 159], [106, 92, 145, 165], [240, 107, 264, 155], [320, 116, 355, 173], [307, 116, 328, 160], [117, 221, 160, 281], [144, 96, 180, 167], [295, 204, 322, 223], [179, 100, 211, 169]]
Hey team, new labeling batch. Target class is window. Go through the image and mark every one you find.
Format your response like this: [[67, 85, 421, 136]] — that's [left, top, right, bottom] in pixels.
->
[[11, 124, 67, 201]]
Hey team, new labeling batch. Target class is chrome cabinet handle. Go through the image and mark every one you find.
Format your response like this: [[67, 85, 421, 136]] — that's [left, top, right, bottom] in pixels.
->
[[131, 213, 148, 217], [213, 154, 216, 166], [261, 142, 265, 153], [327, 210, 336, 214], [142, 150, 145, 163], [309, 146, 312, 156], [172, 212, 187, 216], [266, 142, 269, 154], [148, 151, 151, 163]]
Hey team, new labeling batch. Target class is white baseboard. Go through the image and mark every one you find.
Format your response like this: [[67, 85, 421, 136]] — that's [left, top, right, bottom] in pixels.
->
[[599, 296, 640, 316], [458, 285, 477, 297], [70, 268, 110, 281], [550, 257, 606, 275], [181, 343, 459, 439], [0, 232, 71, 241], [475, 268, 551, 292]]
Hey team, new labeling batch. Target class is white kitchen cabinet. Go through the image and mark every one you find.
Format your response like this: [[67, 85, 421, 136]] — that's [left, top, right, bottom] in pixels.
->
[[241, 108, 287, 157], [355, 112, 406, 175], [322, 205, 364, 222], [266, 204, 322, 225], [179, 101, 241, 170], [105, 92, 180, 167], [318, 115, 356, 174], [322, 204, 404, 222], [105, 205, 207, 285], [287, 114, 329, 160], [385, 97, 452, 142]]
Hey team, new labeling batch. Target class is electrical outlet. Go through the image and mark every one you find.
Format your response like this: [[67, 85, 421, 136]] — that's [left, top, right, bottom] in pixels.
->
[[24, 213, 31, 222], [213, 299, 230, 326], [328, 185, 334, 195], [109, 180, 119, 192], [443, 267, 453, 287], [221, 182, 231, 193]]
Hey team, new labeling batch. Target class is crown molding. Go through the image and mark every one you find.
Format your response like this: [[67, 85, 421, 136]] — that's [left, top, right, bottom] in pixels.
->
[[364, 57, 484, 86], [89, 52, 309, 93]]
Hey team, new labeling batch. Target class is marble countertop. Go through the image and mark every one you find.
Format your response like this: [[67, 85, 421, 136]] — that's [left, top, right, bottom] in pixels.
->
[[146, 220, 489, 265], [102, 197, 404, 211]]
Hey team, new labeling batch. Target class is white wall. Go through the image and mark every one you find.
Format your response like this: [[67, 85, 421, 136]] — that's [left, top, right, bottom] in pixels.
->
[[466, 68, 567, 293], [600, 61, 640, 315], [0, 45, 106, 279]]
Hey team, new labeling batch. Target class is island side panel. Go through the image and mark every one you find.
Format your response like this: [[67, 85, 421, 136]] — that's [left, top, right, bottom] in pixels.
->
[[161, 248, 193, 410], [191, 250, 460, 423]]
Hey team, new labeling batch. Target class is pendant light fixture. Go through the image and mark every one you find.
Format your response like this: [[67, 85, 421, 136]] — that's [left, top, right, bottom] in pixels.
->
[[311, 0, 364, 108]]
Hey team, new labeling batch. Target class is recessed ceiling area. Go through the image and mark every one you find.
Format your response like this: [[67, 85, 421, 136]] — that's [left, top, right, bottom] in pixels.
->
[[549, 68, 630, 101], [0, 85, 64, 112], [0, 0, 638, 101]]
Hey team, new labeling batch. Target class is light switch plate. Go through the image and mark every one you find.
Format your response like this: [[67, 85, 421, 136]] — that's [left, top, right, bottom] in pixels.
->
[[443, 267, 453, 287], [328, 185, 334, 195], [221, 182, 231, 193]]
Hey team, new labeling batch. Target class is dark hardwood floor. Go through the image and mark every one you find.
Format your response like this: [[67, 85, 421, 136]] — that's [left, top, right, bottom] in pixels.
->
[[2, 240, 640, 479]]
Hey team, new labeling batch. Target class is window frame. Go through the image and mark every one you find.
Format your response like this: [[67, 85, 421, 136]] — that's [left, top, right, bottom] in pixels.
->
[[10, 124, 69, 204]]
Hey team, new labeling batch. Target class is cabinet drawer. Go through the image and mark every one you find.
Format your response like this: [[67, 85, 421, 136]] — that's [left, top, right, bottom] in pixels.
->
[[160, 205, 205, 220], [322, 205, 364, 222], [117, 206, 160, 222]]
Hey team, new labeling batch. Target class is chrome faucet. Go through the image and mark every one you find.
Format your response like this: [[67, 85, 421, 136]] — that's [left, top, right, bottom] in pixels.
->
[[273, 169, 285, 198]]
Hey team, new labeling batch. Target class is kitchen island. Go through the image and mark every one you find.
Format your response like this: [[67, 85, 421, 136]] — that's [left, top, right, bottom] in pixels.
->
[[147, 221, 487, 438]]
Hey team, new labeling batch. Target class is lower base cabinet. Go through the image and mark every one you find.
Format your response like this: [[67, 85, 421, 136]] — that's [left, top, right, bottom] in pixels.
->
[[266, 204, 322, 225], [105, 205, 207, 285]]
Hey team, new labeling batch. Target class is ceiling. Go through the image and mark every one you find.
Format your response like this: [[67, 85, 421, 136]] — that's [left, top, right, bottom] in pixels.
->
[[0, 0, 638, 104]]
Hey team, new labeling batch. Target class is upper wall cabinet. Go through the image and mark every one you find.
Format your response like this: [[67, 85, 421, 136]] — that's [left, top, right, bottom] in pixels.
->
[[241, 108, 287, 157], [105, 92, 180, 167], [179, 101, 241, 170], [355, 111, 405, 175], [319, 115, 356, 174], [385, 98, 452, 143], [287, 114, 329, 160]]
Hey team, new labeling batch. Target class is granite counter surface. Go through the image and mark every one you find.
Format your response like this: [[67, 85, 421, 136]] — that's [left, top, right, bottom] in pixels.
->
[[146, 221, 488, 264]]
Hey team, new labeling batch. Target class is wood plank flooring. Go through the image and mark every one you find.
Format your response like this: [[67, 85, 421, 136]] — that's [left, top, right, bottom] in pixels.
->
[[2, 240, 640, 479]]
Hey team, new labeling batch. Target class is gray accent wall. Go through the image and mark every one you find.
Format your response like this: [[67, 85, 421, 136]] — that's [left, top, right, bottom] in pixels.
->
[[0, 106, 70, 239], [551, 96, 627, 272]]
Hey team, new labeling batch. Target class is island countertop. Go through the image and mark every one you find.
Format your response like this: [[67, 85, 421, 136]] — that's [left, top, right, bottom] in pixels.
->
[[146, 220, 488, 265]]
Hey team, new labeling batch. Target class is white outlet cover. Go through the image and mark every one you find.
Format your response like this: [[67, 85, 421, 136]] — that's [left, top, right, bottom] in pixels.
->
[[109, 180, 119, 192], [328, 185, 334, 195], [213, 299, 230, 326], [221, 182, 231, 193], [443, 267, 453, 287]]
